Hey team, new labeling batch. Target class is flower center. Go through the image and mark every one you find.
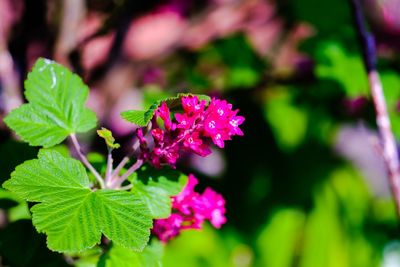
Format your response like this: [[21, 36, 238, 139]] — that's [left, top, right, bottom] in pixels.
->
[[230, 119, 238, 127], [208, 120, 216, 129]]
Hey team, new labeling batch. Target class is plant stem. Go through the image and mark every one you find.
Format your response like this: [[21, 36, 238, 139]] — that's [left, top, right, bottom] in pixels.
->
[[109, 159, 143, 189], [119, 184, 133, 191], [111, 125, 148, 177], [350, 0, 400, 216], [70, 133, 105, 189], [112, 156, 129, 178], [111, 138, 140, 178], [120, 159, 143, 181], [105, 149, 113, 185]]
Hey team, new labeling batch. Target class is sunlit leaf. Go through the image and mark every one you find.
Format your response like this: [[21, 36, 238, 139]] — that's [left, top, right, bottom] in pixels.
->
[[98, 240, 164, 267], [3, 150, 152, 253], [130, 166, 187, 219], [121, 94, 210, 127], [4, 58, 97, 147], [315, 42, 368, 97], [264, 87, 308, 151], [97, 128, 120, 149], [257, 209, 305, 267]]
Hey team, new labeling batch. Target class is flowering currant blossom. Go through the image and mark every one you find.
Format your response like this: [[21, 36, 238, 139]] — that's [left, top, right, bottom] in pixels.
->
[[152, 174, 226, 242], [136, 95, 245, 168]]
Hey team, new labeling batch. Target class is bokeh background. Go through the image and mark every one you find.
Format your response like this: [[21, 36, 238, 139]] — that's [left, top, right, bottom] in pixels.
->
[[1, 0, 400, 266]]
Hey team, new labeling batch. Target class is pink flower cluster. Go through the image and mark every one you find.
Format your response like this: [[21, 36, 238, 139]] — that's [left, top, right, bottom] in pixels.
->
[[152, 174, 226, 242], [137, 95, 244, 168]]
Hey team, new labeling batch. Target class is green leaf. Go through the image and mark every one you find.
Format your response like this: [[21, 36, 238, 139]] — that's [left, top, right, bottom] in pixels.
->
[[163, 93, 211, 110], [142, 85, 173, 108], [291, 0, 350, 33], [263, 86, 308, 151], [381, 71, 400, 140], [4, 58, 97, 148], [204, 35, 264, 90], [98, 240, 164, 267], [257, 209, 305, 267], [71, 247, 102, 267], [0, 189, 30, 221], [121, 93, 210, 127], [130, 166, 187, 219], [162, 224, 231, 267], [3, 150, 152, 253], [97, 128, 120, 149], [315, 42, 368, 97], [121, 109, 156, 127]]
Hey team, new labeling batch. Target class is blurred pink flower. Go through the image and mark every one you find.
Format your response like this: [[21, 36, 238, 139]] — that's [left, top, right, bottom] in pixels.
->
[[367, 0, 400, 34], [0, 0, 23, 42], [123, 10, 187, 60], [77, 12, 116, 71]]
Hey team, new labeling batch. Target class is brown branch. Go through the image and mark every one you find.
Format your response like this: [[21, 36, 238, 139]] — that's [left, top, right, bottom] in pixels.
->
[[350, 0, 400, 216]]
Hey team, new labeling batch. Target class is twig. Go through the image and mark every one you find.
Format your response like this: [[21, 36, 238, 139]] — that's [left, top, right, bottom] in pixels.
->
[[119, 159, 143, 182], [110, 138, 139, 178], [108, 140, 139, 188], [350, 0, 400, 216], [119, 184, 133, 191], [70, 133, 105, 188], [112, 156, 130, 177], [111, 124, 151, 177], [109, 159, 143, 189], [105, 149, 113, 184]]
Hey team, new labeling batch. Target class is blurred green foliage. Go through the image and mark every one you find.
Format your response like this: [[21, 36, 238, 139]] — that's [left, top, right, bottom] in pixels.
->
[[162, 166, 396, 267], [155, 0, 400, 266], [1, 0, 400, 265]]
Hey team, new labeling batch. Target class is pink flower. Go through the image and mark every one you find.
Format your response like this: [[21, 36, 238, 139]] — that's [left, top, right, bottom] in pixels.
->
[[203, 117, 219, 136], [207, 98, 233, 118], [229, 115, 245, 136], [175, 113, 196, 129], [202, 98, 244, 148], [198, 188, 226, 228], [212, 131, 231, 148], [182, 132, 211, 156], [151, 146, 180, 168], [152, 174, 227, 242], [152, 214, 183, 242], [191, 143, 212, 157], [137, 95, 244, 168], [181, 95, 206, 115], [156, 102, 173, 130], [173, 174, 199, 214], [151, 128, 164, 141]]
